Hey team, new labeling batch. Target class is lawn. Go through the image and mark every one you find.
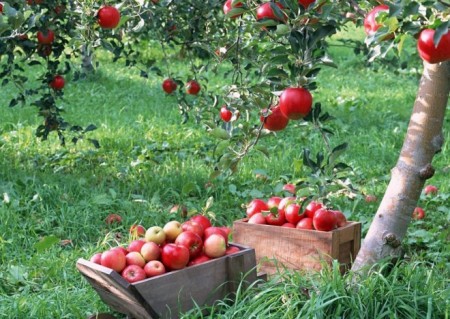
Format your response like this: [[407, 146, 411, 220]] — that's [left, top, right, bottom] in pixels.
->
[[0, 24, 449, 318]]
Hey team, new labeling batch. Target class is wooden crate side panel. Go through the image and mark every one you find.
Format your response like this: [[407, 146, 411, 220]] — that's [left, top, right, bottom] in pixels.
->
[[226, 247, 258, 293], [133, 257, 229, 318], [76, 259, 156, 319]]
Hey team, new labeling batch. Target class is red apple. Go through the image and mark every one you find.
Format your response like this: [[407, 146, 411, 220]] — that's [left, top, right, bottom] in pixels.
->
[[225, 246, 241, 255], [364, 5, 389, 36], [296, 217, 314, 230], [127, 239, 146, 253], [105, 213, 122, 225], [279, 87, 313, 120], [144, 260, 166, 277], [163, 220, 183, 242], [111, 246, 128, 256], [37, 29, 55, 44], [330, 210, 347, 227], [313, 208, 337, 231], [223, 0, 243, 19], [412, 207, 425, 220], [424, 185, 438, 196], [417, 29, 450, 64], [365, 195, 378, 203], [217, 226, 232, 238], [248, 212, 266, 224], [145, 226, 166, 245], [284, 203, 305, 225], [90, 253, 102, 265], [125, 251, 146, 268], [304, 201, 323, 218], [98, 6, 121, 29], [281, 222, 296, 228], [129, 224, 146, 238], [190, 215, 212, 231], [282, 183, 296, 194], [204, 227, 229, 245], [186, 80, 201, 95], [121, 265, 146, 283], [203, 234, 227, 258], [181, 220, 204, 238], [175, 231, 203, 259], [278, 197, 296, 216], [49, 75, 64, 90], [161, 243, 190, 270], [220, 105, 233, 122], [162, 78, 177, 94], [188, 254, 211, 266], [140, 242, 160, 262], [101, 249, 126, 272], [246, 199, 268, 218]]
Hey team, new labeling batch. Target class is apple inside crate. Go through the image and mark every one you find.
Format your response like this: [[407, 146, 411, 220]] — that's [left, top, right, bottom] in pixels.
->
[[232, 219, 361, 276], [76, 243, 257, 319]]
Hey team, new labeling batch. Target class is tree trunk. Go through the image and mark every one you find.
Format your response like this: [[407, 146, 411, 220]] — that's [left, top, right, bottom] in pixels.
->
[[351, 61, 450, 272]]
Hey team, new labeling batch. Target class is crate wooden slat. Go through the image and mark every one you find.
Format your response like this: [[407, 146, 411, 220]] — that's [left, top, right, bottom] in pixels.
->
[[77, 243, 258, 319], [232, 219, 361, 276]]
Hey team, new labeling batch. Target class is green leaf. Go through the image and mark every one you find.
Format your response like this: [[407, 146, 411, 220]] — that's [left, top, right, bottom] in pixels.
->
[[434, 22, 450, 47], [35, 235, 60, 253], [328, 143, 348, 166], [209, 128, 230, 140]]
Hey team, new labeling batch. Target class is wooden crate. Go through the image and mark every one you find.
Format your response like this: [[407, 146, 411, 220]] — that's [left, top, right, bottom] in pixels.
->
[[77, 243, 258, 319], [232, 219, 361, 276]]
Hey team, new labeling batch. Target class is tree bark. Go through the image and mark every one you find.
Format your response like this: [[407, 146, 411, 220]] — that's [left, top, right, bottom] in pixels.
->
[[351, 61, 450, 272]]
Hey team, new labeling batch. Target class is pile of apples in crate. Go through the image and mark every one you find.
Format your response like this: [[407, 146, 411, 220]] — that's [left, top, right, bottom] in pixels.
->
[[89, 214, 239, 283], [245, 194, 348, 231]]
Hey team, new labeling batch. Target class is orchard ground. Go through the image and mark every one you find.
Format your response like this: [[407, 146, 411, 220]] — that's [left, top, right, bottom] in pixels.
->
[[0, 26, 449, 318]]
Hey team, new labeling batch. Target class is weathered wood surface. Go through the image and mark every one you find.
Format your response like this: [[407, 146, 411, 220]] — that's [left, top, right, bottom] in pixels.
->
[[77, 243, 257, 319], [232, 219, 362, 275]]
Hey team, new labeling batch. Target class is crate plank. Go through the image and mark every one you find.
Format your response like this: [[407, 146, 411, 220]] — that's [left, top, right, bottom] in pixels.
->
[[232, 219, 361, 275]]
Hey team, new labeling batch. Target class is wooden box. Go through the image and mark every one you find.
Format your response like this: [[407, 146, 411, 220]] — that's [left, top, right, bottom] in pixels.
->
[[232, 219, 361, 275], [76, 243, 257, 319]]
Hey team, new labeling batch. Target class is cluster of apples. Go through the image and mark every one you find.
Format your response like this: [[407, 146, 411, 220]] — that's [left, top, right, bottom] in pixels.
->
[[245, 195, 348, 232], [90, 215, 239, 283]]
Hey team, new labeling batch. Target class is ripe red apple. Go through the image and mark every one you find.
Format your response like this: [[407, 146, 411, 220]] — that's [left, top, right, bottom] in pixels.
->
[[364, 5, 389, 36], [98, 6, 121, 29], [225, 246, 241, 255], [284, 203, 305, 225], [279, 87, 313, 120], [424, 185, 438, 196], [313, 208, 337, 231], [163, 220, 183, 242], [281, 222, 296, 228], [125, 251, 146, 268], [256, 2, 286, 22], [246, 199, 268, 218], [330, 210, 347, 227], [296, 217, 314, 230], [365, 194, 378, 203], [188, 254, 211, 266], [130, 224, 146, 238], [181, 220, 204, 238], [144, 260, 166, 277], [127, 239, 146, 253], [49, 75, 64, 90], [161, 243, 190, 270], [412, 207, 425, 220], [90, 252, 102, 265], [265, 197, 286, 226], [204, 234, 227, 258], [101, 249, 126, 272], [204, 227, 229, 245], [282, 183, 296, 194], [105, 213, 122, 225], [111, 246, 128, 256], [220, 105, 233, 122], [248, 212, 266, 224], [278, 197, 296, 217], [162, 78, 177, 94], [175, 231, 203, 259], [0, 4, 3, 13], [140, 242, 160, 262], [145, 226, 166, 245], [417, 29, 450, 64], [260, 105, 289, 131], [121, 265, 146, 283], [37, 29, 55, 44], [190, 214, 212, 231], [298, 0, 315, 8], [304, 201, 323, 218], [223, 0, 243, 19], [186, 80, 201, 95], [217, 226, 232, 238]]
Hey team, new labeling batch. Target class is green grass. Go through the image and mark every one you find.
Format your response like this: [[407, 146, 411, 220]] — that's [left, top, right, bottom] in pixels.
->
[[1, 25, 449, 318]]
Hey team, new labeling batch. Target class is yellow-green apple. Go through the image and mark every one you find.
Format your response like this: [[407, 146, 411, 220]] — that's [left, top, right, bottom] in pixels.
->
[[101, 249, 126, 272], [140, 242, 160, 262], [163, 220, 183, 242], [125, 251, 146, 268], [161, 243, 190, 270], [144, 260, 166, 277], [145, 226, 166, 245], [121, 265, 146, 283], [204, 234, 227, 258], [175, 231, 203, 259]]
